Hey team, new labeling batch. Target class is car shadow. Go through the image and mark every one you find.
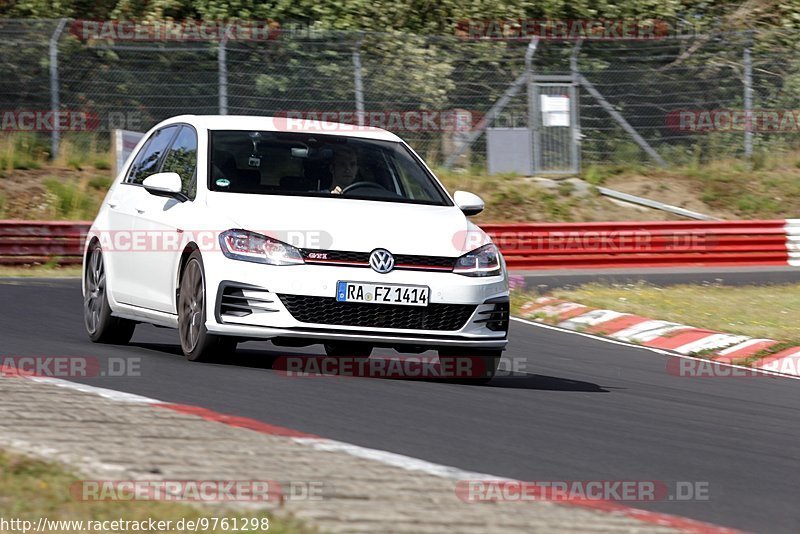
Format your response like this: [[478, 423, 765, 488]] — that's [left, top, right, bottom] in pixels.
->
[[486, 373, 609, 392], [128, 342, 608, 392]]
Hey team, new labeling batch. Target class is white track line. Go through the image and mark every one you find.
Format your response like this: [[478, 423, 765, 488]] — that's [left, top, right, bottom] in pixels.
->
[[24, 375, 159, 403], [293, 438, 506, 481]]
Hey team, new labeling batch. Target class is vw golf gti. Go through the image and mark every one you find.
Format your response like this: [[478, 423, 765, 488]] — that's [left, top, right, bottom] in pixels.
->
[[83, 115, 509, 380]]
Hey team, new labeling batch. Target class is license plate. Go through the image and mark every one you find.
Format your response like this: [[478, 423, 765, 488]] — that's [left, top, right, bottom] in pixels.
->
[[336, 281, 429, 307]]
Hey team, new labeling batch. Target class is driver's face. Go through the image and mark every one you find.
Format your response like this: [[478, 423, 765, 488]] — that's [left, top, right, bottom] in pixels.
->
[[331, 151, 359, 187]]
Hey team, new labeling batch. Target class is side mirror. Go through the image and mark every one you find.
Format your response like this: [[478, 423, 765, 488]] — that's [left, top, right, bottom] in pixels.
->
[[453, 190, 484, 216], [142, 172, 187, 202]]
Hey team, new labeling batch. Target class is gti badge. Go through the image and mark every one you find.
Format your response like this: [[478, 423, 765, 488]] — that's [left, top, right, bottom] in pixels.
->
[[369, 249, 395, 273]]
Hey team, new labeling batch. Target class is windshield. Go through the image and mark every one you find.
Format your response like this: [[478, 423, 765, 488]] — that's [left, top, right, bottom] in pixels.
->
[[208, 130, 451, 206]]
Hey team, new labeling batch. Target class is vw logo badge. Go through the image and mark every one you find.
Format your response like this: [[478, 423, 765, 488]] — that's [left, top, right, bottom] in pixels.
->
[[369, 249, 395, 273]]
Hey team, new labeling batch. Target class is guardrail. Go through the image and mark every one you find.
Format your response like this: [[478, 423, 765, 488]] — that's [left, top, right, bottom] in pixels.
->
[[0, 221, 87, 265], [482, 220, 794, 270], [1, 220, 797, 270]]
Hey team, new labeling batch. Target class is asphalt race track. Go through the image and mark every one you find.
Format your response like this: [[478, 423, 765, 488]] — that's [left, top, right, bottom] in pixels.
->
[[2, 278, 799, 533], [518, 265, 800, 293]]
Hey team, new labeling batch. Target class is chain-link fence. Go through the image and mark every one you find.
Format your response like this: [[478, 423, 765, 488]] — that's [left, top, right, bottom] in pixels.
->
[[1, 19, 800, 171]]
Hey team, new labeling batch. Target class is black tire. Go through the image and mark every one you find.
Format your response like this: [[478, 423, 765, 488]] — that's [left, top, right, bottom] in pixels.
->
[[323, 342, 373, 358], [178, 251, 238, 362], [437, 348, 503, 384], [83, 243, 136, 344]]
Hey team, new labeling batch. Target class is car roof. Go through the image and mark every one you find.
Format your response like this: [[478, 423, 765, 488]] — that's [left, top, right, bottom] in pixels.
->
[[159, 115, 404, 143]]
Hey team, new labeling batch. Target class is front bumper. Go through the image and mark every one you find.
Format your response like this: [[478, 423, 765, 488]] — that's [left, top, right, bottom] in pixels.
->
[[202, 253, 509, 349]]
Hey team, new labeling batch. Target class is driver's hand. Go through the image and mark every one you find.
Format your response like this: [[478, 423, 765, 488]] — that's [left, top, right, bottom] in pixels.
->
[[331, 185, 343, 195]]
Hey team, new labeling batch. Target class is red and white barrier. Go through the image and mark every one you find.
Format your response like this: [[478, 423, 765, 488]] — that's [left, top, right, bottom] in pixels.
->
[[482, 220, 795, 270], [785, 219, 800, 267], [520, 297, 800, 377], [0, 220, 88, 265], [1, 219, 799, 270]]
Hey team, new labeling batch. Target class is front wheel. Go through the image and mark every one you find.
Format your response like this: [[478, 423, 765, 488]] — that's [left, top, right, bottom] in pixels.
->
[[178, 252, 237, 362], [83, 244, 136, 344], [438, 349, 502, 383]]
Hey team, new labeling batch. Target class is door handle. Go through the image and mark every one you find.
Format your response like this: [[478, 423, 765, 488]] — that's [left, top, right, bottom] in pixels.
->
[[135, 208, 145, 214], [107, 202, 118, 209]]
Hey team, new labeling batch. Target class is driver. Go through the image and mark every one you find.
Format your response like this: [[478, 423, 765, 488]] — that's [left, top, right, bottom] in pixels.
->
[[329, 146, 360, 194]]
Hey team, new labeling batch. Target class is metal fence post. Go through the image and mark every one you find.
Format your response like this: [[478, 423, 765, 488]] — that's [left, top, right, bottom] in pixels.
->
[[743, 36, 754, 162], [526, 37, 540, 175], [353, 33, 365, 126], [218, 34, 228, 115], [49, 18, 68, 159], [570, 40, 582, 174]]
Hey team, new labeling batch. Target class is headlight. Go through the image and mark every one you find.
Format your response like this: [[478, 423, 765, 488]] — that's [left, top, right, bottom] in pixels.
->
[[219, 229, 304, 266], [453, 243, 502, 277]]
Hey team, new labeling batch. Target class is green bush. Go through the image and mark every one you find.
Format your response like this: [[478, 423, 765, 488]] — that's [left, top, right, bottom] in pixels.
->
[[93, 158, 112, 170], [6, 134, 47, 169], [43, 179, 100, 220], [736, 193, 779, 214], [88, 176, 112, 191]]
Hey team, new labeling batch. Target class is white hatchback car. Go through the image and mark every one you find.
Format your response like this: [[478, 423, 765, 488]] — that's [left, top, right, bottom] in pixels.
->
[[83, 115, 509, 379]]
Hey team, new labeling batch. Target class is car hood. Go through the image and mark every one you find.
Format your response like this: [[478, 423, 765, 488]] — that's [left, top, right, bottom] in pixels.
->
[[206, 193, 490, 257]]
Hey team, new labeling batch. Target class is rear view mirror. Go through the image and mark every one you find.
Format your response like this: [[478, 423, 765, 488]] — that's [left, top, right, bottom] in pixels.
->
[[453, 190, 485, 216], [142, 172, 187, 202]]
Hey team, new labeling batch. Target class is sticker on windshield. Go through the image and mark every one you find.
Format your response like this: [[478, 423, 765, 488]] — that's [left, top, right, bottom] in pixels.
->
[[215, 178, 230, 188]]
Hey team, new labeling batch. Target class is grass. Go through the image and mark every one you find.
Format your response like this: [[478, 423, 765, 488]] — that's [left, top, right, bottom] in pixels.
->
[[0, 449, 311, 533], [0, 133, 111, 172], [581, 150, 800, 218], [517, 282, 800, 345], [43, 178, 103, 220], [435, 167, 582, 222], [436, 148, 800, 221], [0, 265, 82, 278], [0, 133, 46, 171], [54, 135, 112, 172]]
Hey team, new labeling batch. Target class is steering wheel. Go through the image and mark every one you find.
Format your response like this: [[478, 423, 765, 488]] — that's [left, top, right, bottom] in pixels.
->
[[341, 181, 388, 194]]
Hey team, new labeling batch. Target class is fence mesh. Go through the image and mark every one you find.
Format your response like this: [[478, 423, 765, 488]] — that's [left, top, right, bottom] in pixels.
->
[[1, 19, 800, 170]]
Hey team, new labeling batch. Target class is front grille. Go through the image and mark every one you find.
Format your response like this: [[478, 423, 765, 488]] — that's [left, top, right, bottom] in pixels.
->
[[303, 250, 369, 264], [394, 254, 455, 269], [278, 294, 475, 331], [301, 249, 455, 271]]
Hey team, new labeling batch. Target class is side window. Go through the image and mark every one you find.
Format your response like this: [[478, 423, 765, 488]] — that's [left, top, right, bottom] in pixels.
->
[[161, 126, 198, 199], [125, 126, 179, 184]]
